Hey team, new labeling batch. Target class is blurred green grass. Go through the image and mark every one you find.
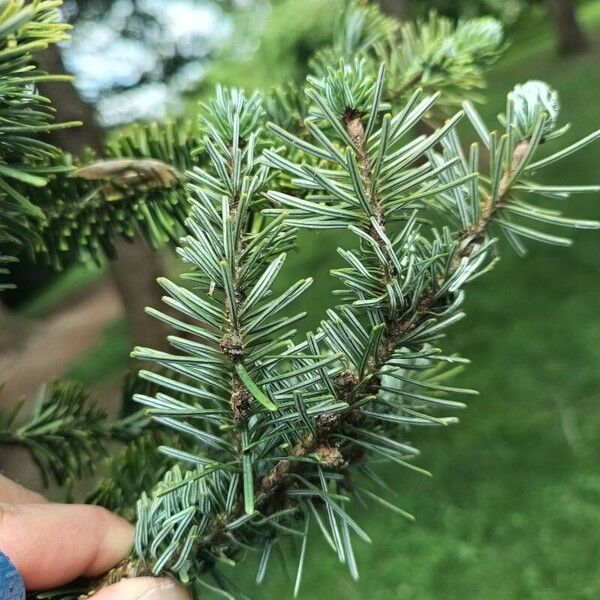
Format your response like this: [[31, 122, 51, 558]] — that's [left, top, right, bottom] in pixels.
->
[[48, 5, 600, 597]]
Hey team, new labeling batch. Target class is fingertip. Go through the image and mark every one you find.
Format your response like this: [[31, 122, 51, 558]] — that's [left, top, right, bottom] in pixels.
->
[[92, 577, 192, 600], [0, 502, 134, 589]]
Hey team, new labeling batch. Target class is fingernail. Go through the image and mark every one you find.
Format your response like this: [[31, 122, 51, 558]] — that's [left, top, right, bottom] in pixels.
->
[[92, 576, 192, 600]]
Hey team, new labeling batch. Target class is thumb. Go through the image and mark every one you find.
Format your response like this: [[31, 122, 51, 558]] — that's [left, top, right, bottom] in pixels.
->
[[91, 577, 192, 600]]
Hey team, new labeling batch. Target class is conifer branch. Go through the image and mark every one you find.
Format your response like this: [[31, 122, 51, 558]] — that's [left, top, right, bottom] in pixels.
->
[[124, 62, 600, 599], [0, 381, 109, 487], [51, 5, 600, 598], [237, 83, 497, 516]]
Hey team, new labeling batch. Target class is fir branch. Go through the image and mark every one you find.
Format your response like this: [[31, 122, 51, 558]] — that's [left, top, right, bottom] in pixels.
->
[[0, 381, 109, 487], [385, 12, 505, 120], [32, 119, 202, 268], [125, 67, 599, 595], [225, 64, 596, 588], [0, 0, 74, 284], [95, 9, 599, 599]]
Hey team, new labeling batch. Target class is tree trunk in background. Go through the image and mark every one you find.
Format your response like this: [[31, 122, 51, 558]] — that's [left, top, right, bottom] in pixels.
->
[[545, 0, 588, 55], [109, 237, 169, 350], [35, 44, 103, 154], [37, 44, 170, 351], [378, 0, 409, 20]]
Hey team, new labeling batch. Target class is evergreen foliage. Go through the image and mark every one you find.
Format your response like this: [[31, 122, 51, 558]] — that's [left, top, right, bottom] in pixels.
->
[[0, 376, 155, 491], [0, 1, 204, 277], [124, 6, 598, 599], [0, 0, 72, 286], [34, 119, 202, 268], [0, 380, 107, 487], [0, 1, 598, 598]]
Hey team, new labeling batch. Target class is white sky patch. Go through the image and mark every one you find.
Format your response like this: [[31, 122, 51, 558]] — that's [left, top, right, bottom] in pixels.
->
[[62, 0, 233, 126], [138, 0, 225, 40], [97, 83, 171, 127], [64, 23, 156, 99]]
